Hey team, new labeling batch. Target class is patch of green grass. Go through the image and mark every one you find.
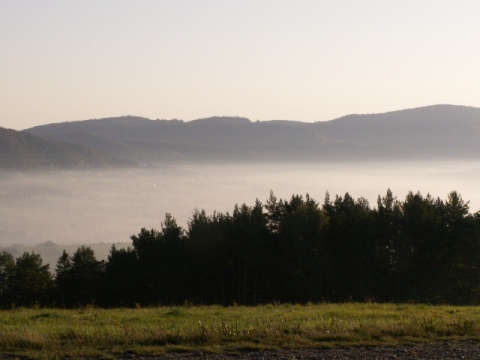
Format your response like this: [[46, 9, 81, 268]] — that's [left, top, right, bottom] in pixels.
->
[[0, 303, 480, 359]]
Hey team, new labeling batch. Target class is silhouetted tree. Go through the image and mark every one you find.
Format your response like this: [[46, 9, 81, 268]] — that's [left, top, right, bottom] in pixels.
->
[[103, 245, 140, 307], [131, 214, 188, 304], [439, 191, 479, 303], [229, 200, 269, 305], [0, 251, 15, 307], [55, 249, 73, 307], [278, 194, 330, 302], [324, 193, 376, 301], [9, 252, 53, 307], [185, 209, 229, 304], [374, 189, 403, 301], [55, 246, 104, 307], [400, 191, 456, 302]]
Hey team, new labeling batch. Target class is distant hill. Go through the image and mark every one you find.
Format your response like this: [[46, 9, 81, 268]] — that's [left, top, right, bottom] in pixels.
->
[[316, 104, 480, 160], [0, 127, 133, 169], [25, 105, 480, 164]]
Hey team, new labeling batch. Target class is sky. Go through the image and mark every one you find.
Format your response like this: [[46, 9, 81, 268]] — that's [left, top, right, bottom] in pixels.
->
[[1, 0, 480, 130]]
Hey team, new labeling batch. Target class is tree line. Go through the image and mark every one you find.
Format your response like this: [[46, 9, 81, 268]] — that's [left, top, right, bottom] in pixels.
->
[[1, 189, 480, 308]]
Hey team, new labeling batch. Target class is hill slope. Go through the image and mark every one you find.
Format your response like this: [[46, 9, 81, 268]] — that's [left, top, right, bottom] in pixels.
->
[[0, 127, 133, 169], [25, 105, 480, 163]]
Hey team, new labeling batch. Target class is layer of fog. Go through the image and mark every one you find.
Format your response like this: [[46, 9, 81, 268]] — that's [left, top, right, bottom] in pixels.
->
[[1, 161, 480, 247]]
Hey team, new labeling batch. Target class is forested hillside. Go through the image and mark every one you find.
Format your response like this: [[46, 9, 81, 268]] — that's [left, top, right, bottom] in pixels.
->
[[26, 105, 480, 164], [0, 127, 132, 169], [2, 189, 480, 308]]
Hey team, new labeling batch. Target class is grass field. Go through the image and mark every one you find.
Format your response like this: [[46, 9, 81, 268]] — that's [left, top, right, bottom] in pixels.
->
[[1, 303, 480, 359]]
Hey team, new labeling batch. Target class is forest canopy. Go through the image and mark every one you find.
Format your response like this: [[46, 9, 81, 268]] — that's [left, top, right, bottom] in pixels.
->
[[1, 189, 480, 308]]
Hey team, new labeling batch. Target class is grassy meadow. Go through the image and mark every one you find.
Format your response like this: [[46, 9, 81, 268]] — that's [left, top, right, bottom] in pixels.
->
[[1, 303, 480, 359]]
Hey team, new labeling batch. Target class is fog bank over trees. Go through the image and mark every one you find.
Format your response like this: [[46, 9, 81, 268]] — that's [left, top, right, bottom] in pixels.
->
[[1, 188, 480, 307], [1, 162, 480, 248]]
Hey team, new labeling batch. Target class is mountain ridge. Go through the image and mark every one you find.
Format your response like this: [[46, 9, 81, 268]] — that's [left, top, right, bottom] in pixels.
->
[[0, 127, 133, 169], [20, 104, 480, 166]]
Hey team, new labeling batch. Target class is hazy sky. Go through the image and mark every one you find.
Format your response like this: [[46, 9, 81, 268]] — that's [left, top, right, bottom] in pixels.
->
[[1, 1, 479, 130]]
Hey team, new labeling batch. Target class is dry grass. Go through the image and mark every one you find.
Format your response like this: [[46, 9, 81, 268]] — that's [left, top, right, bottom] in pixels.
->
[[0, 303, 479, 359]]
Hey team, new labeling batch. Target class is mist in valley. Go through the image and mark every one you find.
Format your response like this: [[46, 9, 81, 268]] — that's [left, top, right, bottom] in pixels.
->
[[1, 161, 480, 263]]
